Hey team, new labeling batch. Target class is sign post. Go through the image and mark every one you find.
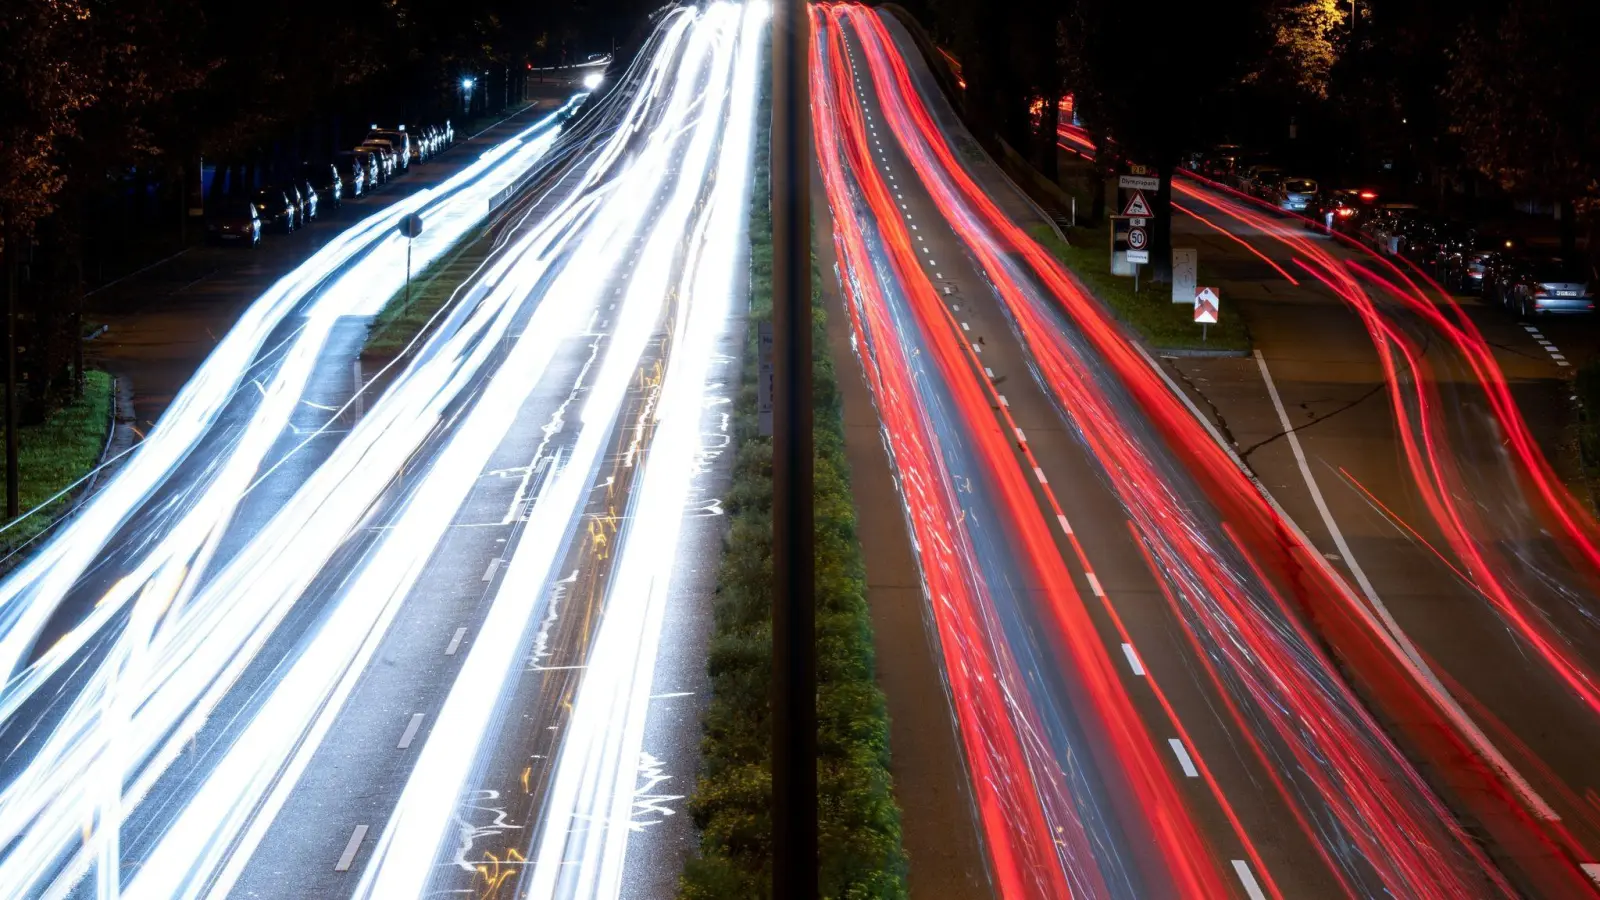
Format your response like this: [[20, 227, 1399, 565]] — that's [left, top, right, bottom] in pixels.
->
[[1194, 285, 1220, 342], [398, 213, 425, 315]]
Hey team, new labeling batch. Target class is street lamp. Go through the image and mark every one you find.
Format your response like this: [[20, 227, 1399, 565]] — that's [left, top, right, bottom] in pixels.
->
[[582, 72, 603, 91], [461, 77, 475, 116]]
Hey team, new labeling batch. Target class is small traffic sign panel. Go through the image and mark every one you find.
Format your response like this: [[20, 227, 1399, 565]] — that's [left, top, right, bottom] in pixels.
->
[[1194, 286, 1220, 323], [1126, 249, 1149, 264], [1127, 227, 1149, 251], [1120, 174, 1160, 190], [1121, 190, 1152, 218]]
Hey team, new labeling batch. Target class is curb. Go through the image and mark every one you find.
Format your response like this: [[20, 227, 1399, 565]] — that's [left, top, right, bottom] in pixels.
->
[[1154, 347, 1252, 359]]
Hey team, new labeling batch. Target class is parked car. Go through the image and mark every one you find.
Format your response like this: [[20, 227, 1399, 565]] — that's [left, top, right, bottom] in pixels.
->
[[1239, 164, 1283, 198], [333, 152, 367, 198], [367, 129, 412, 171], [1275, 177, 1318, 213], [353, 147, 386, 186], [1359, 203, 1420, 255], [1497, 254, 1596, 317], [301, 161, 342, 209], [359, 139, 399, 177], [1307, 188, 1376, 233], [252, 186, 298, 233], [1455, 235, 1517, 294], [205, 200, 261, 247], [277, 181, 311, 228], [295, 180, 320, 222]]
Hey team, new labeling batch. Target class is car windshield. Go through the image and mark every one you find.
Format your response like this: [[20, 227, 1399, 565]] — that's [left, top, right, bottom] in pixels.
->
[[252, 191, 280, 205], [1284, 180, 1316, 193], [224, 202, 255, 218]]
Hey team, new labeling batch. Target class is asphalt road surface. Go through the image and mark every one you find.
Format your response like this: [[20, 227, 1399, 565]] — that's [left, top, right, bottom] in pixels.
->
[[0, 5, 760, 898], [815, 3, 1600, 897]]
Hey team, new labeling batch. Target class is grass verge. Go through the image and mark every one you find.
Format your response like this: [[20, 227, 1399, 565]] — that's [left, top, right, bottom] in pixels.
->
[[1028, 222, 1251, 352], [0, 370, 114, 558], [362, 226, 492, 357], [680, 65, 909, 899]]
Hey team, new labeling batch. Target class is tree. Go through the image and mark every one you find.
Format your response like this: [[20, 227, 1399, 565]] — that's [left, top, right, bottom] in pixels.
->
[[1060, 0, 1281, 281], [1447, 0, 1600, 265]]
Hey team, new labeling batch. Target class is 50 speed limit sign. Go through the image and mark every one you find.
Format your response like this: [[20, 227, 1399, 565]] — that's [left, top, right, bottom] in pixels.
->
[[1127, 226, 1149, 251]]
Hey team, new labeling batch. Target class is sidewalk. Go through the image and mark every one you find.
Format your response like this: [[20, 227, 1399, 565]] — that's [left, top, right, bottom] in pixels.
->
[[87, 89, 578, 436]]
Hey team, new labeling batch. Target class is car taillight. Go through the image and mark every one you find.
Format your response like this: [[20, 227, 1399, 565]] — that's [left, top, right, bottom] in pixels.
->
[[1359, 191, 1377, 200], [1336, 207, 1355, 217]]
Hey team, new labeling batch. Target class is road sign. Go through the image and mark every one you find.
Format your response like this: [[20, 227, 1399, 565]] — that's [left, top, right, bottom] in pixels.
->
[[1129, 217, 1147, 227], [1127, 227, 1149, 251], [398, 213, 425, 239], [1119, 174, 1160, 191], [1121, 190, 1152, 218], [1194, 286, 1220, 323], [1126, 249, 1149, 264], [1171, 248, 1197, 305]]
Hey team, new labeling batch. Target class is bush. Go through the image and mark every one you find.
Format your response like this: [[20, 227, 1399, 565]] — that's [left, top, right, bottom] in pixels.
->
[[680, 51, 909, 899], [0, 369, 114, 563]]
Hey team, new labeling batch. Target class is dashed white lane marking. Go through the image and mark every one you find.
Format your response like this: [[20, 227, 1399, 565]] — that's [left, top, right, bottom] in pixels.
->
[[960, 322, 969, 331], [1168, 739, 1200, 777], [1032, 466, 1048, 484], [1014, 427, 1026, 442], [481, 558, 503, 581], [397, 713, 425, 749], [910, 224, 918, 230], [984, 367, 995, 377], [335, 825, 369, 872], [935, 272, 942, 278], [1580, 863, 1600, 887], [1232, 861, 1269, 900], [1085, 572, 1104, 597], [1121, 643, 1145, 675], [973, 344, 982, 353], [445, 627, 467, 656], [997, 394, 1008, 406], [1056, 513, 1073, 534]]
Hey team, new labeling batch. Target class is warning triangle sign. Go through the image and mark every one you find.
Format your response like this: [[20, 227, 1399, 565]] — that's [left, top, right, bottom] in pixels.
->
[[1121, 189, 1152, 217]]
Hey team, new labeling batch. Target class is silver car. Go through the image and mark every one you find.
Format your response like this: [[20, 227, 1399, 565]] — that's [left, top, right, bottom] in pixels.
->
[[1277, 177, 1318, 212], [1506, 256, 1596, 317]]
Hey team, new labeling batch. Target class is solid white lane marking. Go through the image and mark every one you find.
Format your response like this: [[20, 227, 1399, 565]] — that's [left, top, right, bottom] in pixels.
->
[[1252, 350, 1561, 820], [1033, 466, 1047, 484], [397, 713, 425, 749], [481, 558, 503, 581], [1232, 861, 1269, 900], [335, 825, 369, 872], [445, 627, 467, 656], [1056, 513, 1073, 534], [1168, 739, 1199, 777], [1085, 572, 1104, 597], [1121, 643, 1145, 675]]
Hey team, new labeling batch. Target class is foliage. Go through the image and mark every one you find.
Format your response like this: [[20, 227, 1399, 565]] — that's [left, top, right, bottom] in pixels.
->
[[0, 369, 112, 562], [680, 61, 909, 900], [1028, 223, 1249, 352], [1251, 0, 1347, 101], [1447, 0, 1600, 248]]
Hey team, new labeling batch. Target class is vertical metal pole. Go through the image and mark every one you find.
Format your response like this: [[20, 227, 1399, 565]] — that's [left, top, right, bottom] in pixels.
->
[[5, 234, 18, 520], [771, 0, 815, 898], [404, 240, 413, 315]]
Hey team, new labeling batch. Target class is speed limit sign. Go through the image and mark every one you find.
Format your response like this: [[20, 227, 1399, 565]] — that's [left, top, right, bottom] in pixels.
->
[[1127, 226, 1149, 251]]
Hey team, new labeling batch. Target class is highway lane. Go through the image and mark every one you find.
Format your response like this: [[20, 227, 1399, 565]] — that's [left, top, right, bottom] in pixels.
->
[[815, 3, 1589, 896], [1148, 174, 1600, 888], [0, 4, 761, 898]]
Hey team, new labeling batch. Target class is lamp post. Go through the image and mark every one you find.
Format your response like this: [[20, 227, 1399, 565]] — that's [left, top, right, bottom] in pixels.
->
[[461, 77, 475, 118], [770, 0, 814, 897]]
